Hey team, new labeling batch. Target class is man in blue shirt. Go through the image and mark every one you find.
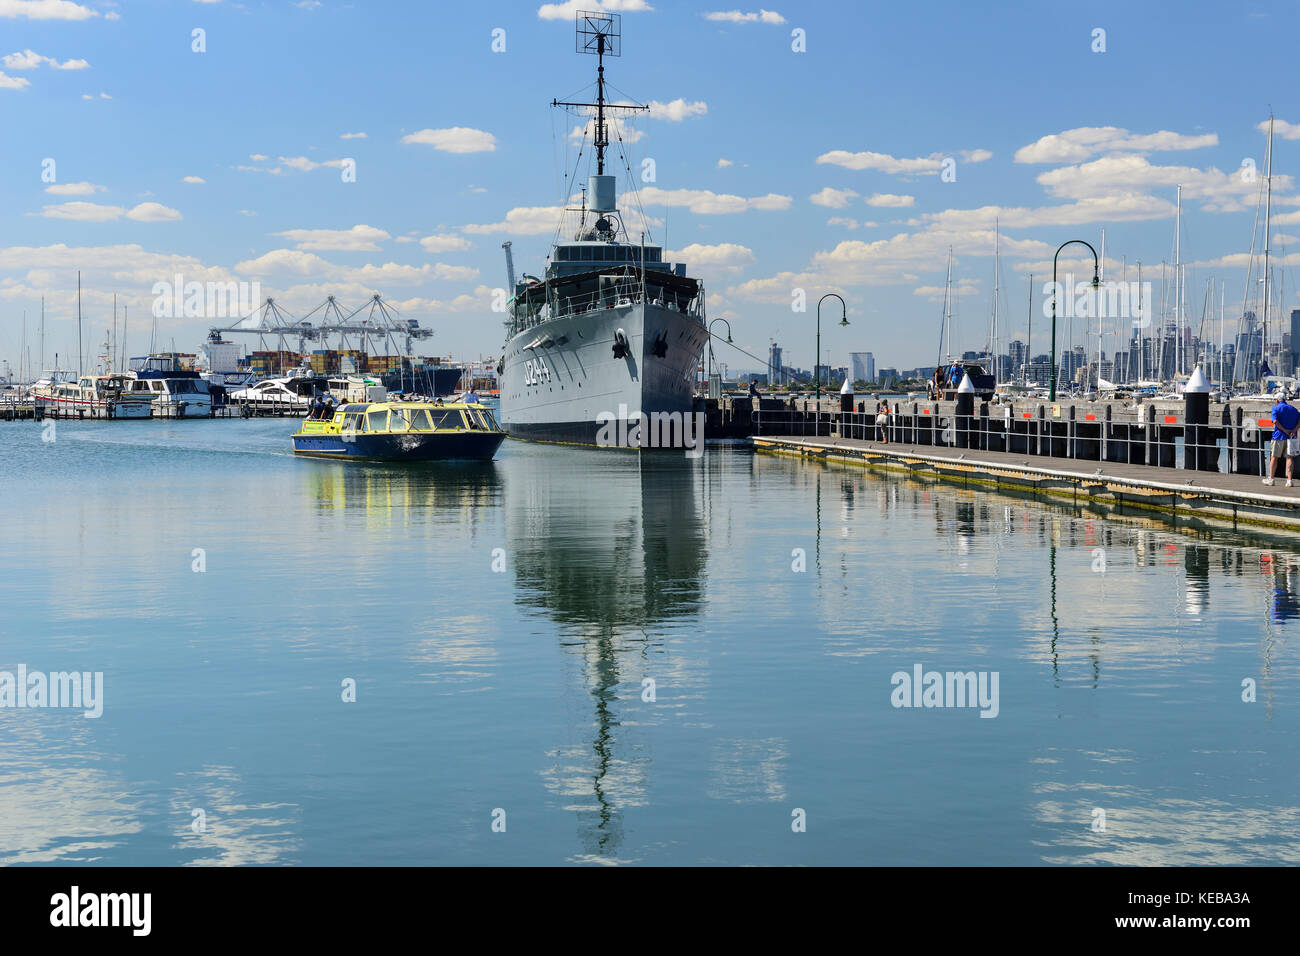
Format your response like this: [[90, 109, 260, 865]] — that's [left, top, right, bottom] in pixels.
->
[[1265, 396, 1300, 486]]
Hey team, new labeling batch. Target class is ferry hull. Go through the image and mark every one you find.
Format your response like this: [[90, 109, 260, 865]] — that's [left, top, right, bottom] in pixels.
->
[[499, 302, 707, 448], [292, 431, 505, 461]]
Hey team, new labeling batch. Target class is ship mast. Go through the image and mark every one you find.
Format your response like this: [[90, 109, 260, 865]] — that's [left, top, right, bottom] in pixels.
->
[[552, 11, 647, 231]]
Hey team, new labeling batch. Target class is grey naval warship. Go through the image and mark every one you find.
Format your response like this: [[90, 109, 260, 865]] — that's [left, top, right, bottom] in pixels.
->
[[498, 11, 709, 447]]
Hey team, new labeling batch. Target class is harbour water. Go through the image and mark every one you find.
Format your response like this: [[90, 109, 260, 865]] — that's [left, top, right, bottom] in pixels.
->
[[2, 419, 1298, 865]]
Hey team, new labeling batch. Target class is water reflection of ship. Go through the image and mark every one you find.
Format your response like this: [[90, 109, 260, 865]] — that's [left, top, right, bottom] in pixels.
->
[[507, 454, 705, 857]]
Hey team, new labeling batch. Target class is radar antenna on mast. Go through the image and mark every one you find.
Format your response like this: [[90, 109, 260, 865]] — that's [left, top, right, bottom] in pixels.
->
[[552, 11, 646, 177]]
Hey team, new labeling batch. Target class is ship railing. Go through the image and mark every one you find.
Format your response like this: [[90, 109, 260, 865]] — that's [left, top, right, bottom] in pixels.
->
[[510, 282, 703, 336]]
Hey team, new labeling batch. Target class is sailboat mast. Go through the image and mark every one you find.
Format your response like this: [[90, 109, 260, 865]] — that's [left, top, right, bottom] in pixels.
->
[[1136, 260, 1143, 383], [1025, 274, 1033, 385], [1174, 185, 1182, 379], [1098, 227, 1105, 387], [1262, 114, 1274, 376], [992, 219, 999, 383], [944, 250, 953, 360], [77, 270, 83, 377]]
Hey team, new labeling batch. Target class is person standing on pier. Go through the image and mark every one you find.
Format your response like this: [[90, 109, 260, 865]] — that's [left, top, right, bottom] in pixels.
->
[[876, 396, 889, 444], [1265, 396, 1299, 487]]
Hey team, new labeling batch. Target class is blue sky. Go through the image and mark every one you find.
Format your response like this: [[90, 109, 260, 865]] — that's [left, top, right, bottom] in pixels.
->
[[1, 0, 1299, 378]]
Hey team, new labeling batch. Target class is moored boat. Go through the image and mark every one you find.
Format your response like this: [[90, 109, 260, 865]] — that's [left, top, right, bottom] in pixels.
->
[[31, 372, 154, 419], [292, 401, 505, 461]]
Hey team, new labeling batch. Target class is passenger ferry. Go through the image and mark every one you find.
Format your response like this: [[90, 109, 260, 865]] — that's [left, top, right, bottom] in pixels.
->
[[292, 401, 506, 461], [31, 372, 154, 419]]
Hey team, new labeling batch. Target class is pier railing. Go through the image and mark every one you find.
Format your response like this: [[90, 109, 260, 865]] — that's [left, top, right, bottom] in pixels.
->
[[753, 397, 1288, 477]]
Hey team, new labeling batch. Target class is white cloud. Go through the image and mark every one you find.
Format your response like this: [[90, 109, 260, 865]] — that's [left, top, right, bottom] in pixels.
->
[[1014, 127, 1219, 164], [809, 187, 858, 209], [960, 149, 992, 164], [463, 206, 565, 235], [866, 193, 914, 208], [44, 181, 104, 196], [38, 200, 181, 222], [704, 9, 785, 23], [919, 194, 1176, 231], [0, 71, 30, 89], [1265, 119, 1300, 140], [3, 48, 89, 69], [271, 224, 391, 252], [249, 153, 269, 161], [234, 249, 332, 276], [914, 279, 979, 302], [125, 202, 182, 222], [401, 127, 497, 153], [816, 149, 947, 175], [277, 155, 351, 172], [827, 217, 859, 230], [234, 249, 477, 284], [665, 242, 755, 272], [648, 98, 707, 121], [419, 234, 472, 253], [717, 158, 733, 168], [639, 185, 791, 214], [79, 91, 110, 99], [340, 131, 367, 139], [39, 201, 121, 222], [181, 175, 206, 184], [0, 1, 100, 21], [1034, 154, 1286, 212], [537, 0, 653, 21]]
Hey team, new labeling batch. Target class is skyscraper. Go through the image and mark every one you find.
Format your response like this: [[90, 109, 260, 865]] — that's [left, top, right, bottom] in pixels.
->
[[768, 341, 784, 385], [1291, 309, 1300, 371], [850, 351, 875, 383]]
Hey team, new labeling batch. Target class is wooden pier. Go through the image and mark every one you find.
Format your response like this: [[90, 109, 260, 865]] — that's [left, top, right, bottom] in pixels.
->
[[754, 434, 1300, 532]]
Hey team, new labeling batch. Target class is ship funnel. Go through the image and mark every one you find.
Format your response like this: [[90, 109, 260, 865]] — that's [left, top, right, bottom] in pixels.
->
[[589, 174, 617, 213]]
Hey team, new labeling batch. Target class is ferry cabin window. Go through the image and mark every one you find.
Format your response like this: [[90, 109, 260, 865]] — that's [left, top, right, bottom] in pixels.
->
[[407, 409, 433, 430], [430, 410, 464, 429], [344, 413, 363, 432], [366, 411, 388, 432], [471, 410, 496, 429], [386, 409, 410, 432]]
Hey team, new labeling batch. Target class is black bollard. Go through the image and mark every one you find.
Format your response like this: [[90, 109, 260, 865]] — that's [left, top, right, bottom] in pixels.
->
[[1183, 367, 1212, 470], [955, 373, 975, 449]]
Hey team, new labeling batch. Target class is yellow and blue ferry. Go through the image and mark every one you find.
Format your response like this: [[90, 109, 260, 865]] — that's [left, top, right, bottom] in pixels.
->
[[292, 401, 506, 461]]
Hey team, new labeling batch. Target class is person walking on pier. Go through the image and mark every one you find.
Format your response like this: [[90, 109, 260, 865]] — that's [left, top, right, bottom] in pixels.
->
[[876, 396, 889, 444], [1265, 396, 1300, 487]]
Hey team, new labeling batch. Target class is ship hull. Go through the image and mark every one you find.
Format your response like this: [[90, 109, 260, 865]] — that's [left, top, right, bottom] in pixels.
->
[[500, 302, 707, 448]]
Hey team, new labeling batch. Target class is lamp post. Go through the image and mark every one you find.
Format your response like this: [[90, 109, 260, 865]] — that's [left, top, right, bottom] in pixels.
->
[[1049, 240, 1100, 402], [816, 293, 849, 436], [707, 317, 732, 395]]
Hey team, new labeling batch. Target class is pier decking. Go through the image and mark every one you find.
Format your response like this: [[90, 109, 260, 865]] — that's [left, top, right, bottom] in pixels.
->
[[754, 434, 1300, 532]]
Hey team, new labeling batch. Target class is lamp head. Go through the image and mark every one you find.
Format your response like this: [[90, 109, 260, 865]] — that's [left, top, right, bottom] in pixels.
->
[[839, 316, 849, 327]]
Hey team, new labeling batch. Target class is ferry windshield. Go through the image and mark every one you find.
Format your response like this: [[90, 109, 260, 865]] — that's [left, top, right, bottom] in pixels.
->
[[430, 410, 463, 429]]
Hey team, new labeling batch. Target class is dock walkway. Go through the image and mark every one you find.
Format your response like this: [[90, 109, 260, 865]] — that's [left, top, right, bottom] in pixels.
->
[[753, 434, 1300, 532]]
